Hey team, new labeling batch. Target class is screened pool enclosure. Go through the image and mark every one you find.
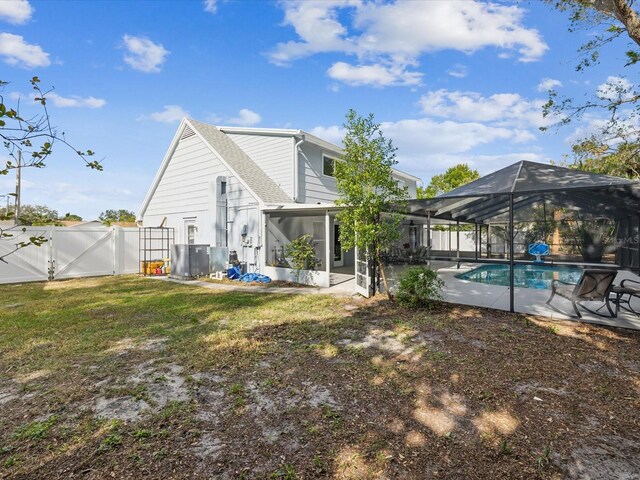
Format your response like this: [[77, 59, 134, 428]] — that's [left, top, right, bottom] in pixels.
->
[[395, 161, 640, 315]]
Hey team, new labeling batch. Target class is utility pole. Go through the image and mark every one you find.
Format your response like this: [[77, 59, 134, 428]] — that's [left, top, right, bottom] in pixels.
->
[[14, 151, 21, 226]]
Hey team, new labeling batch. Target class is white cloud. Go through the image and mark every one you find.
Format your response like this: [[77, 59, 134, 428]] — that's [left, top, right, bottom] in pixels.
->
[[10, 90, 106, 109], [226, 108, 261, 127], [327, 61, 421, 87], [381, 118, 515, 156], [419, 88, 549, 129], [311, 117, 547, 183], [447, 64, 468, 78], [47, 92, 106, 109], [537, 78, 562, 92], [596, 76, 634, 101], [122, 35, 169, 73], [309, 125, 345, 145], [0, 33, 49, 68], [204, 0, 217, 14], [269, 1, 547, 87], [142, 105, 189, 123], [312, 117, 531, 164], [0, 0, 33, 24]]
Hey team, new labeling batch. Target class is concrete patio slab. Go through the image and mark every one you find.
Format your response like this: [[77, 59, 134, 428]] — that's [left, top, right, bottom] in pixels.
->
[[437, 263, 640, 330]]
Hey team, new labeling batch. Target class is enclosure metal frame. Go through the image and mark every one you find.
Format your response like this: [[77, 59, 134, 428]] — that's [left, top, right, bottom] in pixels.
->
[[139, 227, 175, 276], [398, 161, 640, 313]]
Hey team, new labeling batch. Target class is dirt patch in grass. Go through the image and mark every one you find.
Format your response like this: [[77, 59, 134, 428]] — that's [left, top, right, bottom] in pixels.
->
[[1, 275, 640, 478]]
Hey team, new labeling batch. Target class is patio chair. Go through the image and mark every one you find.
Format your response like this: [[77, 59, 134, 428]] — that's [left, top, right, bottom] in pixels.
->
[[546, 269, 617, 318], [609, 278, 640, 317]]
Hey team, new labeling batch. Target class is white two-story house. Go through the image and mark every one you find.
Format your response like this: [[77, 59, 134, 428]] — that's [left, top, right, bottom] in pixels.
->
[[138, 118, 420, 292]]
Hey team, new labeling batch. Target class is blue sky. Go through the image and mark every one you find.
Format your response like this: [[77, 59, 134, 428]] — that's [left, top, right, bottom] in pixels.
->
[[0, 0, 631, 219]]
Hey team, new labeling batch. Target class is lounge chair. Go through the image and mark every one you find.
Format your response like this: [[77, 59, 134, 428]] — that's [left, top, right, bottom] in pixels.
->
[[546, 269, 617, 318], [610, 278, 640, 317]]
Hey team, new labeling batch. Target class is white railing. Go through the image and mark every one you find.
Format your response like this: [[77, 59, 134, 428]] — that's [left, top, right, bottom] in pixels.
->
[[0, 225, 141, 284]]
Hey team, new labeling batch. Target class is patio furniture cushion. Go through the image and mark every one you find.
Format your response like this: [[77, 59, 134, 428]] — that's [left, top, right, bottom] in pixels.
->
[[574, 270, 617, 301], [546, 269, 617, 318], [553, 284, 576, 299]]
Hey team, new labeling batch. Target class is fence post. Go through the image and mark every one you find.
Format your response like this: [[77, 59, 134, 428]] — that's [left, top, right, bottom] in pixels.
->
[[48, 227, 55, 280], [112, 226, 118, 275]]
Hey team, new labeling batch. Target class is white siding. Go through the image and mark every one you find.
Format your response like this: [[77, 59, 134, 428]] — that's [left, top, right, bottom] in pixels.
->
[[297, 141, 418, 203], [143, 134, 261, 263], [225, 133, 294, 198], [395, 175, 418, 198], [298, 142, 340, 203]]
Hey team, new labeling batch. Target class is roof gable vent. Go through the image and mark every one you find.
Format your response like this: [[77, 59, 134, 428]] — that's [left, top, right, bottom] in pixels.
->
[[180, 125, 195, 140]]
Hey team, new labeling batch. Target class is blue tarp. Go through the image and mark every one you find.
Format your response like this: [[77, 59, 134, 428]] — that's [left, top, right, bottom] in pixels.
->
[[226, 266, 271, 283]]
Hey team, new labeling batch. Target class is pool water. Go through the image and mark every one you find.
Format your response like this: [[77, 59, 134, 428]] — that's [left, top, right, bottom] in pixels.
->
[[455, 264, 583, 289]]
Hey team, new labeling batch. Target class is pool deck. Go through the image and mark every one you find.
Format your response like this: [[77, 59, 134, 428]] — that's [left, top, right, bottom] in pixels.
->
[[438, 263, 640, 331]]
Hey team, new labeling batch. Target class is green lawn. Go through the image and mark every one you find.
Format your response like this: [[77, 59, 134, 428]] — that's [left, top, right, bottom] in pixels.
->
[[1, 275, 639, 479]]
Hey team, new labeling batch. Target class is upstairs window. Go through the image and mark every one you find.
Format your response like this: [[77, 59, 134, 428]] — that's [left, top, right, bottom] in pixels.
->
[[323, 155, 337, 177]]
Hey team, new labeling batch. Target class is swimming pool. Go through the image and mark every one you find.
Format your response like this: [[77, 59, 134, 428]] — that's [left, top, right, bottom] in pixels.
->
[[455, 264, 583, 289]]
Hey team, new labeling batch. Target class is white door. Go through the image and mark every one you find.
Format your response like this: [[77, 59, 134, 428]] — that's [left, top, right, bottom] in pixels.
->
[[354, 245, 371, 297], [333, 224, 343, 267]]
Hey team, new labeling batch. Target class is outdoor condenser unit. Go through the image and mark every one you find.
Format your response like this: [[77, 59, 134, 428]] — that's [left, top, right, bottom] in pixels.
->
[[170, 244, 210, 279]]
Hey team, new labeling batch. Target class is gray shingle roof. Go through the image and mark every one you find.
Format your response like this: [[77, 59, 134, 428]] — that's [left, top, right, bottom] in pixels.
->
[[188, 119, 292, 205]]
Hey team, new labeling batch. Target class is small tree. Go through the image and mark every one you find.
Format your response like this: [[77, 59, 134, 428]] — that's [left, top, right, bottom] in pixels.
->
[[99, 209, 136, 225], [335, 109, 408, 298]]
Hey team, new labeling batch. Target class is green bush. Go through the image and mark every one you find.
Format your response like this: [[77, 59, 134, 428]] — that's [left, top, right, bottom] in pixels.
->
[[284, 235, 319, 271], [396, 266, 444, 308]]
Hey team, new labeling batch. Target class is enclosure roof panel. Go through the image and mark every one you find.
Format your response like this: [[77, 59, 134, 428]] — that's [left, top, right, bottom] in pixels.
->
[[438, 160, 635, 198], [403, 161, 640, 223]]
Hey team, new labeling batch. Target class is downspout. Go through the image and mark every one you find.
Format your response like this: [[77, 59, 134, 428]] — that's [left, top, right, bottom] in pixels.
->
[[293, 135, 305, 202]]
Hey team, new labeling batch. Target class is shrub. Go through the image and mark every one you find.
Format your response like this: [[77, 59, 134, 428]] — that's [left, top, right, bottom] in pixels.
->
[[284, 235, 319, 271], [396, 266, 444, 308]]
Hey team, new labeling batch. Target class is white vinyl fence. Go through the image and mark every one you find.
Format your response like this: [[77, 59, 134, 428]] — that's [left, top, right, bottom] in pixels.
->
[[0, 226, 141, 284], [428, 229, 476, 252]]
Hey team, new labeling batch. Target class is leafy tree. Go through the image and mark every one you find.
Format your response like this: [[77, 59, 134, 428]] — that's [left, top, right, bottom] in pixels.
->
[[61, 212, 83, 221], [417, 163, 480, 199], [0, 77, 100, 262], [335, 109, 408, 298], [18, 204, 59, 225], [99, 209, 136, 225], [417, 164, 480, 233], [542, 0, 640, 178], [0, 204, 61, 225]]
